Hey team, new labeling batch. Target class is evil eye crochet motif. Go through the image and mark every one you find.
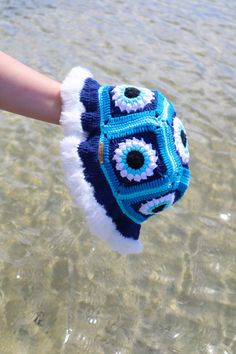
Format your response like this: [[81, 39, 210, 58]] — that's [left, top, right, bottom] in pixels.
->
[[173, 116, 189, 165], [60, 67, 190, 255], [139, 193, 175, 216], [113, 138, 158, 182], [111, 85, 155, 113]]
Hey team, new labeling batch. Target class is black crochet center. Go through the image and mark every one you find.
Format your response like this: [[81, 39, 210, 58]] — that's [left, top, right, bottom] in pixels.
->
[[126, 150, 144, 170], [152, 204, 166, 213], [124, 87, 140, 99], [181, 130, 187, 147]]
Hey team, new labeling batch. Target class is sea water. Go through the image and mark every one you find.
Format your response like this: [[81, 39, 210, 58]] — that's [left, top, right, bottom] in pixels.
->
[[0, 1, 235, 353]]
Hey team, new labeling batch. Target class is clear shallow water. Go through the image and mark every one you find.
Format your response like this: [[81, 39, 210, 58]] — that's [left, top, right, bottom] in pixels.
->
[[0, 0, 236, 353]]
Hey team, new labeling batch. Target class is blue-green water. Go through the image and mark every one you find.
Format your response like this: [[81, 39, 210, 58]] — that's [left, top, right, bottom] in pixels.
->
[[0, 1, 236, 353]]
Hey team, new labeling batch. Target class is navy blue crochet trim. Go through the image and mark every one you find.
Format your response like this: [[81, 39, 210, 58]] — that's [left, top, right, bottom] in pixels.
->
[[80, 78, 101, 135], [78, 79, 140, 240]]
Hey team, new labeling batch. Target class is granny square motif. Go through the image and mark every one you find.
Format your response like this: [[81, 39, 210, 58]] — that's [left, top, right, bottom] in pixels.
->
[[60, 67, 190, 255]]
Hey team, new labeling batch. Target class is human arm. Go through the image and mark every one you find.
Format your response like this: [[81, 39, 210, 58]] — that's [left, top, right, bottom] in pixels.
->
[[0, 51, 61, 124]]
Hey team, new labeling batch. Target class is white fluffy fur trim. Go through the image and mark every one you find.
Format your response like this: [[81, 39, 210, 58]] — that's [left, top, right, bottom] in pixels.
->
[[60, 67, 143, 255]]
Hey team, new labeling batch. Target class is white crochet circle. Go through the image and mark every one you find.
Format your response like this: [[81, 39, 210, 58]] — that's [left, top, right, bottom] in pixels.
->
[[139, 193, 175, 215], [173, 116, 189, 164], [111, 85, 155, 113], [113, 137, 158, 182]]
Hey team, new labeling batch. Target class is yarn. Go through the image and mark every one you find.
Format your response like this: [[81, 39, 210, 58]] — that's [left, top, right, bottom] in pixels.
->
[[60, 67, 190, 254]]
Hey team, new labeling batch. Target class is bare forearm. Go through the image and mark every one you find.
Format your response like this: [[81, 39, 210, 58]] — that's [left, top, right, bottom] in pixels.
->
[[0, 51, 61, 124]]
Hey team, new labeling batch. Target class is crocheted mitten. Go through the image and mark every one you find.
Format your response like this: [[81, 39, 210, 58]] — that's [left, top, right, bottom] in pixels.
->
[[60, 67, 190, 255]]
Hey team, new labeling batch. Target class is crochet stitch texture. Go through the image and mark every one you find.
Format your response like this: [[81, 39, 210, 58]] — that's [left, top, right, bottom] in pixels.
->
[[60, 67, 190, 255]]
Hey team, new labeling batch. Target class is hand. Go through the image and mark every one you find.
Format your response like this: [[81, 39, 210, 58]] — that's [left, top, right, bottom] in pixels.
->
[[0, 51, 61, 124]]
